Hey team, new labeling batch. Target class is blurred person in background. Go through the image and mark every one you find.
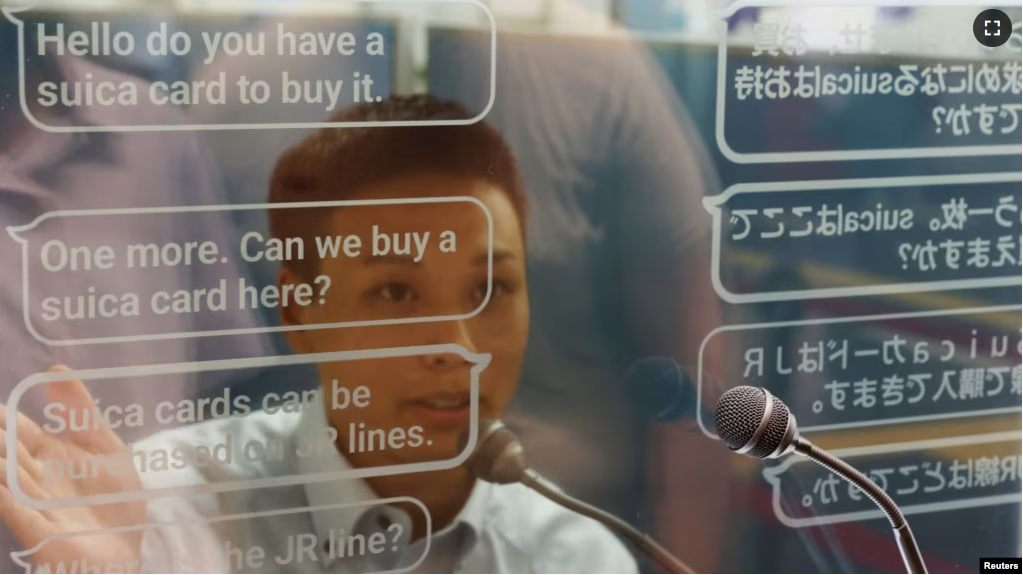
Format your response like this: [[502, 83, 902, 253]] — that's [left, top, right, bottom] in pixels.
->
[[0, 10, 269, 573]]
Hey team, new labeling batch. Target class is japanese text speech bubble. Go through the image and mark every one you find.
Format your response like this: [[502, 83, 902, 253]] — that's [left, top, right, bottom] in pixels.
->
[[697, 304, 1022, 438], [761, 431, 1022, 528], [6, 198, 494, 345], [702, 173, 1022, 304], [716, 1, 1022, 163], [10, 497, 431, 573], [6, 344, 489, 509], [3, 0, 495, 132]]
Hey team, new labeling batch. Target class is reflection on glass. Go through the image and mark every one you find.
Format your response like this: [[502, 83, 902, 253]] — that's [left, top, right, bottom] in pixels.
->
[[0, 1, 1019, 573]]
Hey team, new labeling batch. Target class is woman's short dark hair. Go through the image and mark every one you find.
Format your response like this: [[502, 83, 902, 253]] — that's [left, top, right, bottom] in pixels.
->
[[268, 95, 526, 280]]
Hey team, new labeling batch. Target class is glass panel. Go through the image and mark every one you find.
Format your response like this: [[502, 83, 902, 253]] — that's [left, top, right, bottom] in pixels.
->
[[0, 0, 1019, 572]]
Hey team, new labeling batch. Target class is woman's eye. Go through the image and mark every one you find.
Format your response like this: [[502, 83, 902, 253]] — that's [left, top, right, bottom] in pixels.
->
[[473, 281, 507, 305], [373, 282, 415, 303]]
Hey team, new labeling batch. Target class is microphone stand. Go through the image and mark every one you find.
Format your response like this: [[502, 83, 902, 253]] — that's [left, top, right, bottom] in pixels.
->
[[466, 419, 696, 574], [794, 438, 927, 574], [521, 469, 695, 575]]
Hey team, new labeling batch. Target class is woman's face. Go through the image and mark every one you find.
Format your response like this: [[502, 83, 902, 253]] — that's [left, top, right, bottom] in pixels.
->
[[280, 173, 529, 468]]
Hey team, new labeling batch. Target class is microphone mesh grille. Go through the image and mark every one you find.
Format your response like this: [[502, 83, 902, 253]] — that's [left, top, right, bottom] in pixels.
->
[[748, 394, 790, 459], [714, 386, 766, 450]]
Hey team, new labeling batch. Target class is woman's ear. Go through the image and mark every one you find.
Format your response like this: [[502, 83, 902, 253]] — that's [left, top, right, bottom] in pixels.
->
[[279, 266, 314, 354]]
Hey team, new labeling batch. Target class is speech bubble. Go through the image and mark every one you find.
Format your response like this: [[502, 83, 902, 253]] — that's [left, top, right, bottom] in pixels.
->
[[6, 344, 489, 509], [10, 496, 431, 573], [716, 1, 1022, 163], [6, 197, 494, 346], [761, 431, 1022, 528], [703, 173, 1022, 304], [2, 0, 495, 132], [696, 304, 1022, 438]]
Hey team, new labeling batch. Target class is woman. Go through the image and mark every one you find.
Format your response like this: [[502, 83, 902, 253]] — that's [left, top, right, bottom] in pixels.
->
[[0, 96, 637, 573]]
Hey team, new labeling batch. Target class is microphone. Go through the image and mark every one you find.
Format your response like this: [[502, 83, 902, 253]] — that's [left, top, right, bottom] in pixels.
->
[[625, 357, 714, 425], [462, 420, 696, 574], [713, 386, 928, 574]]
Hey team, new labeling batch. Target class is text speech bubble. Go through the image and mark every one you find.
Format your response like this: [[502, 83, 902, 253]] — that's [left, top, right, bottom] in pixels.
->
[[10, 497, 431, 573], [703, 173, 1022, 304], [761, 431, 1022, 528], [716, 2, 1022, 163], [7, 197, 494, 346], [696, 304, 1022, 438], [6, 344, 489, 509], [3, 1, 495, 132]]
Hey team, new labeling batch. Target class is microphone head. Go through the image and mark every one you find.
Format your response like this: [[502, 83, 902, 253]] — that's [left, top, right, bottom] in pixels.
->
[[625, 357, 695, 422], [714, 386, 798, 459], [460, 419, 529, 484]]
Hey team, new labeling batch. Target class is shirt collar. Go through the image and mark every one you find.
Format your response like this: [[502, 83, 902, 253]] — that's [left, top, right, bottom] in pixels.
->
[[294, 393, 491, 570]]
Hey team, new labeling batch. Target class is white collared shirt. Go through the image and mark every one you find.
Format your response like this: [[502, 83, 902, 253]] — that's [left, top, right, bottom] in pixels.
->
[[137, 397, 638, 573]]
